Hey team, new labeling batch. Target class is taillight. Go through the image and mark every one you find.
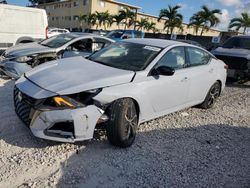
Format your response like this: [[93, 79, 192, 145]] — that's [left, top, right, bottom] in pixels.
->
[[45, 26, 48, 39], [224, 64, 229, 69]]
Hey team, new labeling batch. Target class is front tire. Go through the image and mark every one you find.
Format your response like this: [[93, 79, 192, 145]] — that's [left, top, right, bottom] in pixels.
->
[[200, 81, 221, 109], [106, 98, 138, 148]]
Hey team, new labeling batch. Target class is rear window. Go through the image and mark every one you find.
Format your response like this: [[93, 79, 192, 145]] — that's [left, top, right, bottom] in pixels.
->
[[223, 37, 250, 50]]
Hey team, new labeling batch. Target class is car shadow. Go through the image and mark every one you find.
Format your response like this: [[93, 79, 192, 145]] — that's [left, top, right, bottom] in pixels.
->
[[55, 124, 250, 188], [226, 79, 250, 89], [226, 82, 250, 89]]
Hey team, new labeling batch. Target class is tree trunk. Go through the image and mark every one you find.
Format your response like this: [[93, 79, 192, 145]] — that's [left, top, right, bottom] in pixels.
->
[[170, 27, 174, 35], [124, 19, 127, 29], [243, 27, 246, 34], [200, 27, 204, 36]]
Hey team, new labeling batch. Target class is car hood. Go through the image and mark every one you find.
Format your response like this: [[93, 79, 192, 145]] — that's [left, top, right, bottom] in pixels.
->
[[25, 56, 135, 95], [4, 42, 55, 58], [212, 47, 250, 59]]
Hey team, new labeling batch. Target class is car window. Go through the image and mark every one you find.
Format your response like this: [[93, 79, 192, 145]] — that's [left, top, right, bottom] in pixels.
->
[[58, 30, 64, 33], [222, 37, 250, 49], [123, 31, 132, 39], [134, 31, 142, 38], [187, 47, 210, 67], [40, 34, 76, 48], [89, 42, 162, 71], [67, 39, 93, 53], [106, 30, 124, 38], [157, 47, 186, 69]]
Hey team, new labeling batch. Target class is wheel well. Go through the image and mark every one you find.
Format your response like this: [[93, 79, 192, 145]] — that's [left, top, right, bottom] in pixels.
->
[[105, 97, 140, 119], [216, 80, 222, 95]]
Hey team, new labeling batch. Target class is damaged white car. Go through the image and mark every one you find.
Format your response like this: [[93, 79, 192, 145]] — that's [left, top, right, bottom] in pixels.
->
[[14, 39, 227, 147], [0, 33, 114, 79]]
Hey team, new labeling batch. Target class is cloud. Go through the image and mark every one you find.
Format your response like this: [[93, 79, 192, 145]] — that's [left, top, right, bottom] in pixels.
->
[[235, 1, 250, 15], [217, 0, 241, 6], [214, 9, 231, 31]]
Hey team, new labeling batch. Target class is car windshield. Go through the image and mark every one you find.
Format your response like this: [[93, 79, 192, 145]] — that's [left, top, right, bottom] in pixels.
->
[[106, 30, 125, 38], [89, 42, 162, 71], [40, 34, 76, 48], [222, 37, 250, 49]]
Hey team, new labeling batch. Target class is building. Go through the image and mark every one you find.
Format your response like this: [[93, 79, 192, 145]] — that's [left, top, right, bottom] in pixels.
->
[[38, 0, 221, 36]]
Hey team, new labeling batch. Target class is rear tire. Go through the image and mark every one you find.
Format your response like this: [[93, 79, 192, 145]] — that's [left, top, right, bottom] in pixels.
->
[[106, 98, 138, 148], [200, 81, 221, 109]]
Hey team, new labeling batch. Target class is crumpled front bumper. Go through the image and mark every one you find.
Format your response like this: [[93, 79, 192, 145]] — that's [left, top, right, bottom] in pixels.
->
[[30, 105, 104, 143], [0, 59, 32, 79]]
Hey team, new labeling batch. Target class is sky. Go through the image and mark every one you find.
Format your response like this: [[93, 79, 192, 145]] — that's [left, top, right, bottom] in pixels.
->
[[6, 0, 250, 31]]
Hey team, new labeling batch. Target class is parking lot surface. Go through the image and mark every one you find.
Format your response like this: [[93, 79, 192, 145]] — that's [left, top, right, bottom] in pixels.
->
[[0, 78, 249, 188]]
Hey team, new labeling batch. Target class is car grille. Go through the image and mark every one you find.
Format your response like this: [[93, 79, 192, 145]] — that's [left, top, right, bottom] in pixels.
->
[[215, 55, 248, 70], [14, 86, 37, 126]]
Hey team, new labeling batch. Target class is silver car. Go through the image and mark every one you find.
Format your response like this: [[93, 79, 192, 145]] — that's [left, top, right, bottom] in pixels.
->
[[0, 33, 114, 79], [14, 39, 227, 147]]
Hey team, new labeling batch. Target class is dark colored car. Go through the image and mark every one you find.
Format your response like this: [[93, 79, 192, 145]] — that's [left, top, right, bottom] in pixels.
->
[[212, 36, 250, 82]]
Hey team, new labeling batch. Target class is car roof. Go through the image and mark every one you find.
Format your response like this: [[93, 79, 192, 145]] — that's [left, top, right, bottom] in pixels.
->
[[124, 38, 183, 48]]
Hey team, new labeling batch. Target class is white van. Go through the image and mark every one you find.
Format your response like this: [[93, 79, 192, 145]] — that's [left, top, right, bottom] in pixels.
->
[[0, 4, 48, 53]]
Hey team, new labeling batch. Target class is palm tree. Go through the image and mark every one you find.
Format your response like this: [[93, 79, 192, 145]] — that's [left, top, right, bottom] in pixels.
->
[[158, 5, 183, 34], [189, 13, 203, 35], [192, 5, 221, 36], [145, 22, 157, 32], [79, 13, 97, 29], [112, 14, 125, 29], [118, 7, 136, 29], [95, 11, 110, 30], [136, 18, 149, 31], [228, 12, 250, 34]]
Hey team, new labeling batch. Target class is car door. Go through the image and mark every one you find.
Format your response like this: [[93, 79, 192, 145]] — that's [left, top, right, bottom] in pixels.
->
[[145, 47, 191, 113], [63, 38, 93, 58], [185, 47, 216, 103]]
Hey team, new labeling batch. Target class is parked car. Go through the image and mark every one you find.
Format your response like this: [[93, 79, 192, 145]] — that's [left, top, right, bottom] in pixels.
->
[[212, 36, 250, 82], [83, 28, 109, 36], [47, 28, 70, 38], [177, 39, 205, 49], [0, 33, 114, 79], [14, 39, 227, 147], [0, 4, 48, 54], [106, 30, 144, 41]]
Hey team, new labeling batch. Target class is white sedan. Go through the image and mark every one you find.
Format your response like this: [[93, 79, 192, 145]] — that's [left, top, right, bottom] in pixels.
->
[[14, 39, 227, 147]]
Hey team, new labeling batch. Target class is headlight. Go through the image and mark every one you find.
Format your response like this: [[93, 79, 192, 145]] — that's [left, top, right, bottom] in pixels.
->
[[14, 56, 33, 63], [52, 96, 82, 108], [44, 89, 102, 109]]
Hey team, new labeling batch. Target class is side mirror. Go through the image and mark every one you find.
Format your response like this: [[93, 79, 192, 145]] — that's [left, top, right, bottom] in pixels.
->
[[152, 66, 175, 76]]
